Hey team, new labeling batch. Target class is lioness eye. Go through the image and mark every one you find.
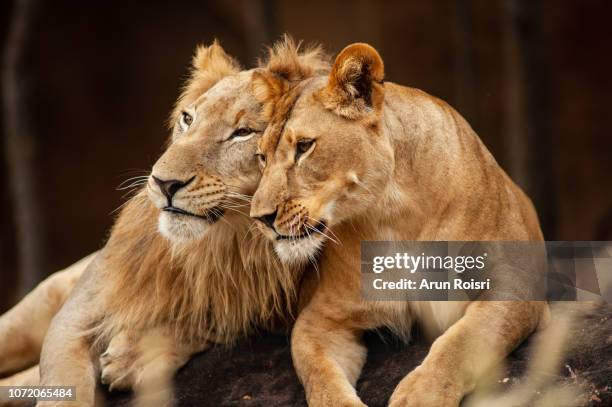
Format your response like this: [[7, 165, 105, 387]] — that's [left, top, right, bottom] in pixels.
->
[[229, 128, 254, 140], [295, 139, 315, 161], [180, 111, 193, 130]]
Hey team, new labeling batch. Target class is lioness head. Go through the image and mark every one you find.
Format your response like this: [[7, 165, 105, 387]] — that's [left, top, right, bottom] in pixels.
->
[[250, 43, 394, 264], [148, 38, 328, 243]]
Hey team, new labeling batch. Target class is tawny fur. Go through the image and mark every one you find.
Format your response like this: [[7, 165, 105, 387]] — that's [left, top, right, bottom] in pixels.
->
[[30, 37, 331, 405], [0, 253, 93, 379], [90, 192, 295, 346], [169, 40, 241, 125], [89, 37, 329, 348], [251, 43, 549, 407]]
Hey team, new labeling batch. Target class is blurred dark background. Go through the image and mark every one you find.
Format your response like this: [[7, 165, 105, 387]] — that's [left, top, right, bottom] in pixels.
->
[[1, 0, 611, 311]]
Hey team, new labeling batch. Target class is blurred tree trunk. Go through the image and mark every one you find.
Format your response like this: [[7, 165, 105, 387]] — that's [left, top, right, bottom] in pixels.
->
[[501, 0, 529, 190], [242, 0, 278, 62], [450, 0, 476, 123], [501, 0, 555, 237], [2, 0, 45, 295]]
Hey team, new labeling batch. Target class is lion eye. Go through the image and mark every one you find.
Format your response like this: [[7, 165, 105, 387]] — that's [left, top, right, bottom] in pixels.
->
[[295, 139, 315, 161], [229, 128, 254, 140], [180, 111, 193, 130]]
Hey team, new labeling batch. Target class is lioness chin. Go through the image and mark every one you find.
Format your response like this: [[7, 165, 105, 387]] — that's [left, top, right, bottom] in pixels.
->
[[250, 43, 549, 406]]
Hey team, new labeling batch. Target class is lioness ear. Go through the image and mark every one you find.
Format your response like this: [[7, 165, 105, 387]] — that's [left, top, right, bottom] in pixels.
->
[[170, 40, 240, 125], [320, 43, 384, 119]]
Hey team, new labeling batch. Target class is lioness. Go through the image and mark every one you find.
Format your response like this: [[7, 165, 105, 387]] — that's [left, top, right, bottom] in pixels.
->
[[0, 38, 327, 406], [250, 43, 549, 406]]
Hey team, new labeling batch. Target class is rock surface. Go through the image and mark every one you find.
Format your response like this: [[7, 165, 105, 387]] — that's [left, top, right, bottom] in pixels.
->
[[105, 303, 612, 406]]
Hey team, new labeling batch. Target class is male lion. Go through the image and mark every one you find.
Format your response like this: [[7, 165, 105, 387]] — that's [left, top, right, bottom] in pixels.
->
[[0, 37, 327, 406], [250, 43, 549, 406]]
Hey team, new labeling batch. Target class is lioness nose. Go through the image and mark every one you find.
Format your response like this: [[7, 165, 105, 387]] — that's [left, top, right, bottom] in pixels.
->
[[152, 176, 193, 200], [255, 210, 277, 229]]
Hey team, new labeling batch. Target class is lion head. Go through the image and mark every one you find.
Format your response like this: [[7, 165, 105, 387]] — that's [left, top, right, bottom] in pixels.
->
[[250, 43, 393, 264], [148, 38, 328, 243]]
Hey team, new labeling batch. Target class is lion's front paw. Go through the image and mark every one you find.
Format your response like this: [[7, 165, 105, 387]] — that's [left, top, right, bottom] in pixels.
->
[[100, 327, 198, 393], [388, 366, 463, 407], [337, 400, 367, 407], [306, 389, 367, 407], [99, 332, 138, 392], [308, 396, 366, 407]]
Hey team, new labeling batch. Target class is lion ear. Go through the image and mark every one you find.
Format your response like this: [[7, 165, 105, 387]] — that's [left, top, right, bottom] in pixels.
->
[[170, 41, 240, 126], [320, 43, 384, 119], [191, 40, 240, 80], [253, 34, 330, 121], [251, 70, 290, 121], [261, 34, 329, 82]]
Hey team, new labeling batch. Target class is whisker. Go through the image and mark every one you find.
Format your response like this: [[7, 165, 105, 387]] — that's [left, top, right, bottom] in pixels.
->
[[223, 181, 252, 190], [116, 169, 150, 179], [221, 201, 251, 209], [304, 222, 339, 245], [305, 215, 341, 244], [117, 181, 148, 191], [225, 193, 252, 203], [209, 207, 233, 229], [110, 198, 134, 216], [118, 175, 149, 184], [306, 215, 341, 243], [225, 189, 252, 197], [307, 216, 341, 242], [117, 176, 150, 191], [217, 204, 250, 219], [245, 218, 269, 247], [306, 236, 321, 277], [224, 188, 253, 200], [120, 188, 144, 201], [322, 225, 342, 245], [241, 219, 260, 246], [117, 179, 149, 189]]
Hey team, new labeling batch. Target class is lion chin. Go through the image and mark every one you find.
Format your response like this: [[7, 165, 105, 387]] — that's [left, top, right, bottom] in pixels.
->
[[158, 212, 211, 243]]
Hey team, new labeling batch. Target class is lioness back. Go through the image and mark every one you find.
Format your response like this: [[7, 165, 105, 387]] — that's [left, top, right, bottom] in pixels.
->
[[383, 82, 543, 242]]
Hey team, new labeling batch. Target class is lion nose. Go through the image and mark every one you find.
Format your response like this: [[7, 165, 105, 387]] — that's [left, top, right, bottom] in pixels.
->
[[255, 210, 277, 229], [152, 176, 193, 200]]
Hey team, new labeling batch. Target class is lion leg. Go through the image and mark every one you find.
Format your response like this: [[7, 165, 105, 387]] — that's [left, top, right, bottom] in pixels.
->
[[291, 300, 367, 407], [38, 261, 103, 407], [38, 306, 97, 407], [0, 364, 39, 387], [100, 327, 208, 393], [0, 365, 39, 407], [38, 333, 96, 407], [389, 300, 547, 407], [0, 253, 95, 376]]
